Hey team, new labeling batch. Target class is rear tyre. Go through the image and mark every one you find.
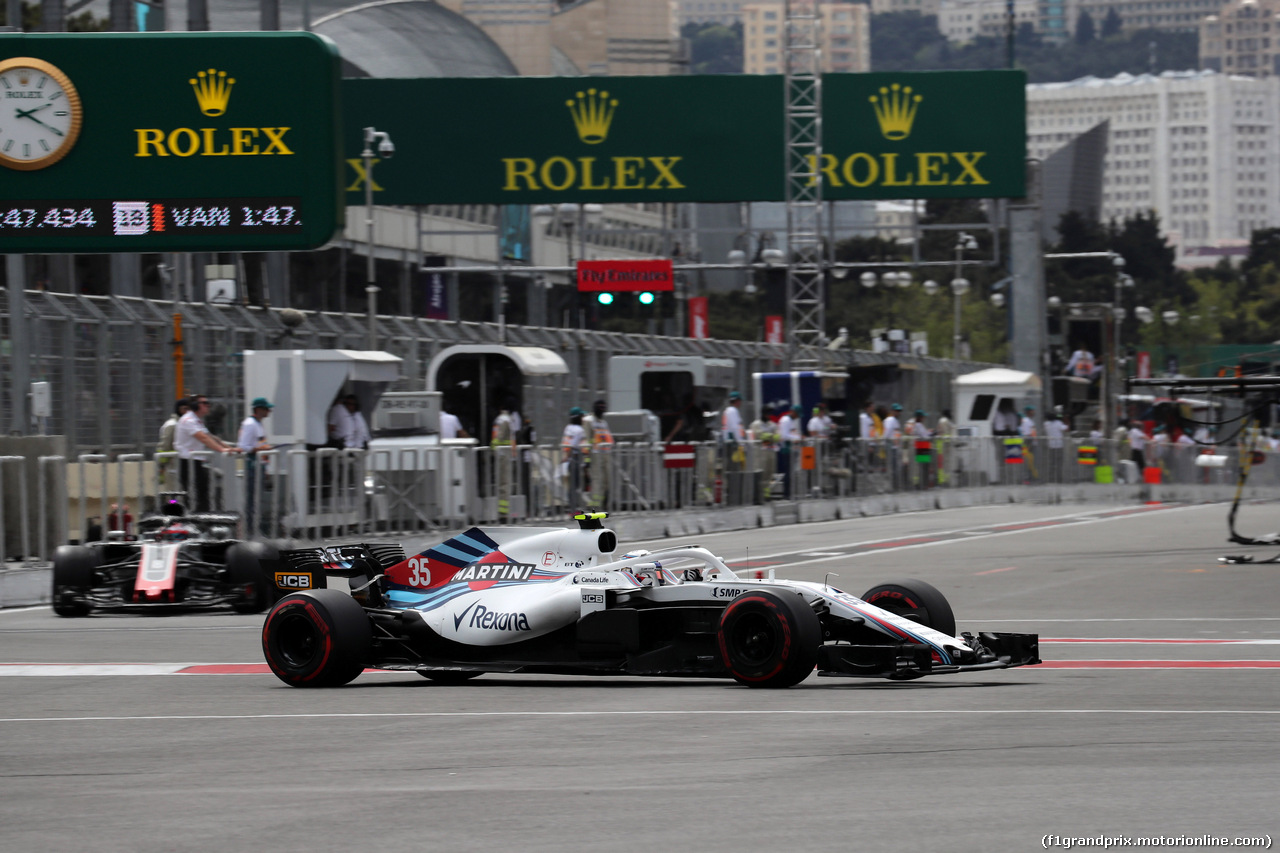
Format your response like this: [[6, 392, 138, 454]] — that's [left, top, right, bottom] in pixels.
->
[[861, 578, 956, 638], [226, 542, 277, 614], [262, 589, 371, 687], [418, 670, 483, 684], [51, 545, 96, 618], [717, 591, 820, 688]]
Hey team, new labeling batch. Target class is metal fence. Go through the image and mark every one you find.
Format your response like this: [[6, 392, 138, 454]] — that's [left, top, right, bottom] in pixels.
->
[[2, 436, 1273, 566], [2, 290, 981, 457]]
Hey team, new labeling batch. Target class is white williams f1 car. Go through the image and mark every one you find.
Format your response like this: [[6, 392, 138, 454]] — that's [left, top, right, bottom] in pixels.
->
[[261, 513, 1039, 688]]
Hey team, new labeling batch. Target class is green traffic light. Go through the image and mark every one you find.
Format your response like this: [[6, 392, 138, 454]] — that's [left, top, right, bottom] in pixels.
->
[[597, 292, 614, 305], [638, 291, 655, 305]]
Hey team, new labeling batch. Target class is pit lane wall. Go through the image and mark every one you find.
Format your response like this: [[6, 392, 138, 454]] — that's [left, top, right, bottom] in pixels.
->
[[2, 437, 1277, 606]]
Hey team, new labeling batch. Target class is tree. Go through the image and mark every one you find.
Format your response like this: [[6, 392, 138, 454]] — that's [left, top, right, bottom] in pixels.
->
[[681, 22, 743, 75], [0, 1, 108, 30], [1101, 9, 1123, 39], [1075, 11, 1096, 45]]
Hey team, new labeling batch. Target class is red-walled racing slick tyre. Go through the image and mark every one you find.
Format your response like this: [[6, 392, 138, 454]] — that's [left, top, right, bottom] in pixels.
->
[[861, 578, 956, 637], [262, 589, 372, 687], [717, 590, 821, 688]]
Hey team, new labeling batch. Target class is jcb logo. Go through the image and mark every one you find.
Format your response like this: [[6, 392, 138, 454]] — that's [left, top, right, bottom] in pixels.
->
[[274, 573, 313, 589]]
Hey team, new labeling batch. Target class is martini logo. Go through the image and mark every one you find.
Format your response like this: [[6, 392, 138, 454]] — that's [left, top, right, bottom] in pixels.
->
[[567, 88, 617, 144], [870, 83, 920, 141], [190, 68, 235, 117], [134, 70, 292, 159]]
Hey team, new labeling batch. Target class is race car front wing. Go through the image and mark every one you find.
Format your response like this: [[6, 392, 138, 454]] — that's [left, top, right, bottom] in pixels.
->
[[815, 631, 1040, 679]]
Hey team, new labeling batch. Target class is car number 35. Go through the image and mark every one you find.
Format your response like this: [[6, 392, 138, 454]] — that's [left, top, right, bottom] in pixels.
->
[[407, 558, 432, 587]]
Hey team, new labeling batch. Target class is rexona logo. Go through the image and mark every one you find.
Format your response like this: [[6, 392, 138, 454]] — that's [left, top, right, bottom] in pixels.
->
[[134, 68, 293, 158], [501, 88, 684, 192], [812, 82, 989, 190], [453, 600, 532, 632], [452, 563, 536, 582]]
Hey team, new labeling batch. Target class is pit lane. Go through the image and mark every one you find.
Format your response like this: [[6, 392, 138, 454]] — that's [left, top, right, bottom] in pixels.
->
[[2, 501, 1277, 852]]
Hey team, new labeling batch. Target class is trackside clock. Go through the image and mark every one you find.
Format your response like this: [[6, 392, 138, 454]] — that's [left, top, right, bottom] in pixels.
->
[[0, 56, 83, 171]]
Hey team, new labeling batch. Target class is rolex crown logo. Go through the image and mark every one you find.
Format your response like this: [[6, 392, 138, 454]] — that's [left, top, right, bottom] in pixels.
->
[[870, 83, 921, 141], [566, 88, 618, 145], [189, 68, 235, 117], [17, 71, 29, 86]]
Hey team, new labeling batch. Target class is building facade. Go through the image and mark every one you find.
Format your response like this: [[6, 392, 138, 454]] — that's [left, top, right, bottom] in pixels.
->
[[552, 0, 683, 75], [1201, 0, 1280, 77], [1072, 0, 1229, 35], [937, 0, 1039, 44], [869, 0, 943, 15], [742, 2, 870, 74], [436, 0, 556, 75], [676, 0, 748, 26], [1027, 71, 1280, 257]]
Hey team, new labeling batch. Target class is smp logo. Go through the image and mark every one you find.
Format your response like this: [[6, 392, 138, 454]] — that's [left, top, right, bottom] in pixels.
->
[[274, 572, 313, 589]]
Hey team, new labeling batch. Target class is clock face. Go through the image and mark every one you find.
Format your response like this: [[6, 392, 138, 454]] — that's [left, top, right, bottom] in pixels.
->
[[0, 57, 83, 171]]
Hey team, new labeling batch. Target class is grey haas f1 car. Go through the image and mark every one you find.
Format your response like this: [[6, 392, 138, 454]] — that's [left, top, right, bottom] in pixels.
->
[[261, 513, 1040, 688], [52, 512, 286, 616]]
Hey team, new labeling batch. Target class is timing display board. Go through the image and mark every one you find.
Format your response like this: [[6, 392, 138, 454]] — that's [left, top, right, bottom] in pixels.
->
[[0, 32, 343, 253], [341, 70, 1026, 206]]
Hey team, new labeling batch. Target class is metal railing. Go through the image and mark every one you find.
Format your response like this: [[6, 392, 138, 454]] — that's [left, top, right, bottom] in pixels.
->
[[0, 437, 1272, 566]]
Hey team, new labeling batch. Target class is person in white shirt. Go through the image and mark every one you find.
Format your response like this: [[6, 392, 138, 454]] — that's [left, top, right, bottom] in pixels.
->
[[1019, 406, 1038, 438], [1065, 346, 1101, 381], [777, 404, 803, 499], [327, 396, 353, 448], [721, 392, 746, 443], [439, 409, 467, 439], [238, 397, 273, 530], [807, 406, 831, 439], [883, 403, 904, 488], [344, 398, 371, 449], [561, 406, 587, 509], [175, 394, 236, 512], [1127, 421, 1147, 470], [1044, 409, 1068, 482]]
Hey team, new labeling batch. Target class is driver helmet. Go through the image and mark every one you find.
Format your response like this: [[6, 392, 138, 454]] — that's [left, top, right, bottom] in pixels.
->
[[156, 522, 200, 541]]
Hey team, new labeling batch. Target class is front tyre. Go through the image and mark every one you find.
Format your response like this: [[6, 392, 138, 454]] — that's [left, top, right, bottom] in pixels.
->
[[717, 591, 820, 688], [51, 545, 96, 617], [861, 578, 956, 638], [262, 590, 371, 687]]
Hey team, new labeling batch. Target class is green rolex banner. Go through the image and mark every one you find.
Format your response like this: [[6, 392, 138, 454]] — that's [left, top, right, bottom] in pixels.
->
[[820, 70, 1026, 200], [342, 69, 1026, 206]]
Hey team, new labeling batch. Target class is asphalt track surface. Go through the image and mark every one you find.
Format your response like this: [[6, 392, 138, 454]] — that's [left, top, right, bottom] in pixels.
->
[[3, 501, 1278, 852]]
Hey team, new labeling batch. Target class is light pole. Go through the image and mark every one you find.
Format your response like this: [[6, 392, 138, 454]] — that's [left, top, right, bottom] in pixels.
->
[[533, 202, 603, 328], [951, 232, 977, 359], [361, 126, 394, 350], [1109, 253, 1133, 432]]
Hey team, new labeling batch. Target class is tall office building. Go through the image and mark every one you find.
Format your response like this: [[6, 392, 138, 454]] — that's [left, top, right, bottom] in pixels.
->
[[742, 2, 870, 74], [1027, 70, 1280, 257], [552, 0, 683, 75], [1072, 0, 1225, 35], [937, 0, 1039, 44], [1201, 0, 1280, 77]]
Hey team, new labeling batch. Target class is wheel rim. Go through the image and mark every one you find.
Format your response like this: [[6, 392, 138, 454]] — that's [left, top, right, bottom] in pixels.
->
[[730, 612, 778, 668], [275, 611, 322, 670]]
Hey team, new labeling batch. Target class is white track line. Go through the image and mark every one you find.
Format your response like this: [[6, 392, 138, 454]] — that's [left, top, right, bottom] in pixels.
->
[[2, 708, 1279, 724]]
